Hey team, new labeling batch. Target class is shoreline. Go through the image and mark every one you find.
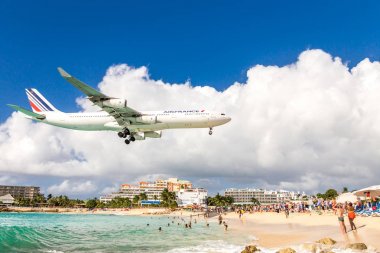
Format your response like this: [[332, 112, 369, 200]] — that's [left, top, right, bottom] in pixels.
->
[[2, 207, 379, 251], [0, 206, 205, 217]]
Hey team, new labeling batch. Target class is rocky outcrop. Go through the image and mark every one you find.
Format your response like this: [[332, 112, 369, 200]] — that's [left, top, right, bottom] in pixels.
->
[[302, 243, 319, 253], [316, 238, 336, 245], [319, 250, 334, 253], [347, 243, 367, 250], [241, 245, 260, 253], [276, 247, 296, 253]]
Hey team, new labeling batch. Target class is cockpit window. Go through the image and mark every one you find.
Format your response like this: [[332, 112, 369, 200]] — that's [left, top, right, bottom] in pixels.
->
[[221, 113, 225, 116]]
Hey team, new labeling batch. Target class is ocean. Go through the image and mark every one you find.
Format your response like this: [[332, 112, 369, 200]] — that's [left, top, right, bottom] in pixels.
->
[[0, 213, 247, 253], [1, 213, 377, 253]]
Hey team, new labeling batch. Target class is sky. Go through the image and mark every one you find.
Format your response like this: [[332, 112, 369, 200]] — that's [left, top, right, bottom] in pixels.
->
[[1, 1, 380, 198]]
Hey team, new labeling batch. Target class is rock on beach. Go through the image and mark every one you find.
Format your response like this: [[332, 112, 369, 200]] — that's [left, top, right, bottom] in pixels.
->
[[241, 245, 260, 253]]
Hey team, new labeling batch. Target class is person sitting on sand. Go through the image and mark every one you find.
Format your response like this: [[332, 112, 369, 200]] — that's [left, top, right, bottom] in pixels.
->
[[347, 202, 357, 231], [337, 204, 347, 234]]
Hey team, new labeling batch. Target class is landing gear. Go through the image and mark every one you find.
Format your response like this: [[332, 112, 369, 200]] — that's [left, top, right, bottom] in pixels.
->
[[209, 128, 213, 135], [118, 128, 134, 145], [118, 128, 130, 138]]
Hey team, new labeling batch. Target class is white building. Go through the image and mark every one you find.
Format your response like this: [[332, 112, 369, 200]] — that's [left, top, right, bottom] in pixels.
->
[[176, 188, 207, 207], [224, 188, 307, 204], [0, 194, 15, 206]]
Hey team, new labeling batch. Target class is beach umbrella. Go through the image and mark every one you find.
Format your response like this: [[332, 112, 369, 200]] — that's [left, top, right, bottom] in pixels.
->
[[353, 185, 380, 198], [336, 192, 359, 203]]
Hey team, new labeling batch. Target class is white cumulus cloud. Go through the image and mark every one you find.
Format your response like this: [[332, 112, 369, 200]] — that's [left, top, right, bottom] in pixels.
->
[[47, 180, 97, 195], [1, 49, 380, 196]]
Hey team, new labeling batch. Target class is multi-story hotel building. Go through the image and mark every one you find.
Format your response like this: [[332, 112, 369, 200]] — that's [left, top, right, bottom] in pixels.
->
[[224, 188, 306, 204], [0, 185, 40, 199], [100, 178, 192, 203]]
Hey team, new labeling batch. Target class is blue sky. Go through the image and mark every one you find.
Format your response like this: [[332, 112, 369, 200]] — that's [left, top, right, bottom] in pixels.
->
[[1, 0, 379, 122], [3, 1, 380, 197]]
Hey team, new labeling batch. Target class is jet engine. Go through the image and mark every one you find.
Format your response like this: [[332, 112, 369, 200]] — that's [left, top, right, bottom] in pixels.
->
[[132, 131, 162, 140], [101, 99, 127, 108], [135, 115, 157, 124]]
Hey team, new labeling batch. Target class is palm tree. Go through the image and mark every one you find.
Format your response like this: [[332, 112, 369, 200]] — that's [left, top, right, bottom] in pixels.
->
[[160, 188, 177, 208], [139, 192, 148, 201], [133, 195, 140, 204], [251, 197, 260, 206]]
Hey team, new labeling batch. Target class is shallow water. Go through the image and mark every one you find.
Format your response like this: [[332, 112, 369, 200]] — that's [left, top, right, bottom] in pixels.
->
[[0, 213, 246, 253], [0, 213, 377, 253]]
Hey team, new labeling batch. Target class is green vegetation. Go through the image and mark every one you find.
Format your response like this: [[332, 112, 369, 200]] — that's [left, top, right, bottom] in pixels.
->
[[316, 188, 339, 200], [160, 188, 178, 208], [250, 197, 260, 206], [16, 194, 51, 207], [207, 193, 234, 206], [47, 195, 84, 207], [106, 197, 132, 208]]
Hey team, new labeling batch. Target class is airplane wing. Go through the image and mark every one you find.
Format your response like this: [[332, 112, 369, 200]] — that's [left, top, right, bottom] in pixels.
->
[[7, 104, 46, 120], [57, 67, 141, 126]]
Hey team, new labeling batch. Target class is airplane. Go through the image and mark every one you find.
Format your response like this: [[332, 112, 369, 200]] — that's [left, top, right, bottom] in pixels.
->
[[7, 68, 231, 144]]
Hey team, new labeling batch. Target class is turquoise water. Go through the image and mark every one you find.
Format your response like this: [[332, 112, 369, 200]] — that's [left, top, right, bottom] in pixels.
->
[[0, 213, 247, 253]]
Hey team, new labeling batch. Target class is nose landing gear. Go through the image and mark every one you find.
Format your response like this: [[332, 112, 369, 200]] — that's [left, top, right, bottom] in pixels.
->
[[209, 128, 213, 135]]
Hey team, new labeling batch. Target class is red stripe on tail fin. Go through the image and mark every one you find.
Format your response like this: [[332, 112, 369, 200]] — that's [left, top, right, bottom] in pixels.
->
[[29, 101, 41, 112]]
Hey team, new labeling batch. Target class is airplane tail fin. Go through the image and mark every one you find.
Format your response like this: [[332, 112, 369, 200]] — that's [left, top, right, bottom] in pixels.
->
[[25, 88, 60, 113]]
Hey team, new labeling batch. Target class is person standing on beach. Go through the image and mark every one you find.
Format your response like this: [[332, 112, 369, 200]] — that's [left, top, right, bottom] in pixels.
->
[[337, 204, 347, 234], [285, 203, 289, 219], [347, 202, 357, 231]]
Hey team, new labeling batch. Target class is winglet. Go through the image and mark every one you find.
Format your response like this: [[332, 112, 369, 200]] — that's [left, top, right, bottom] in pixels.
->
[[57, 67, 71, 78]]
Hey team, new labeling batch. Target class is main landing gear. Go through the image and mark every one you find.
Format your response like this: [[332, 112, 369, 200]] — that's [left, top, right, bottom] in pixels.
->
[[209, 127, 213, 135], [117, 128, 135, 145]]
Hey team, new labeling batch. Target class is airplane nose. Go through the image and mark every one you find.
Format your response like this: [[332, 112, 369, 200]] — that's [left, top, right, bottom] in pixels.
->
[[224, 116, 231, 123]]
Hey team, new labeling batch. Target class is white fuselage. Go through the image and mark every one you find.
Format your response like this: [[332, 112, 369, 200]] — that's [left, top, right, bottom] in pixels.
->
[[32, 110, 231, 133]]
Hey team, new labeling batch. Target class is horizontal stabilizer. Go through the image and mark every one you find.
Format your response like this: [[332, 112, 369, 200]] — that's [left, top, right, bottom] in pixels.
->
[[7, 104, 46, 120]]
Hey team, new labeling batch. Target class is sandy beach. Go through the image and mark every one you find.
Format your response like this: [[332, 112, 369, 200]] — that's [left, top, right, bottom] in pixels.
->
[[218, 211, 380, 251]]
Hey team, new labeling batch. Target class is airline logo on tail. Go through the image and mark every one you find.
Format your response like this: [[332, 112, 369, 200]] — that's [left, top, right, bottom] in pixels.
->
[[25, 88, 57, 112]]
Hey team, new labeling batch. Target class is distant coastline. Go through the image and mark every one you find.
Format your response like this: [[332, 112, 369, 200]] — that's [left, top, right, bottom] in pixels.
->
[[0, 206, 204, 216]]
